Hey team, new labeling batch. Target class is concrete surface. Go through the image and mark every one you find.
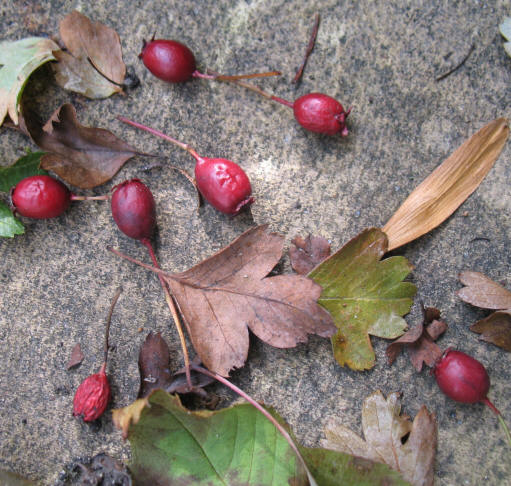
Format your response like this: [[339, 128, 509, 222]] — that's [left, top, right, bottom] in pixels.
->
[[0, 0, 510, 484]]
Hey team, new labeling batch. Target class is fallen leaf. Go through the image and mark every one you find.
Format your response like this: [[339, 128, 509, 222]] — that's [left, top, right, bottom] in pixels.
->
[[0, 37, 60, 126], [383, 118, 509, 251], [113, 389, 409, 486], [470, 311, 511, 351], [386, 307, 447, 372], [0, 201, 24, 238], [500, 17, 511, 58], [323, 391, 436, 486], [0, 151, 47, 193], [138, 332, 172, 398], [309, 228, 416, 370], [289, 234, 331, 275], [52, 11, 126, 98], [110, 225, 336, 377], [66, 343, 84, 369], [22, 103, 141, 188], [457, 271, 511, 310]]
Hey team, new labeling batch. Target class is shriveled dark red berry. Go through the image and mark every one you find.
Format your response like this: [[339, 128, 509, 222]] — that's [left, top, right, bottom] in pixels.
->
[[139, 39, 196, 83], [434, 349, 490, 404], [73, 365, 111, 422], [195, 157, 254, 215], [111, 179, 156, 240], [11, 175, 71, 219], [293, 93, 350, 136]]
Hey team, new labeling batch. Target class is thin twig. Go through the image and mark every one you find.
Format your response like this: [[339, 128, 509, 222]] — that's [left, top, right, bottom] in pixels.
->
[[293, 13, 320, 84], [103, 287, 123, 364], [435, 44, 475, 81]]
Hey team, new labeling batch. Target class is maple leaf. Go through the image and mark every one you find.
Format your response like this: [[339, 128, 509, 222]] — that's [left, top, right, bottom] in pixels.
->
[[21, 103, 141, 188], [458, 271, 511, 351], [110, 225, 336, 377], [386, 307, 447, 372], [52, 11, 126, 98], [113, 390, 409, 486], [323, 391, 437, 486], [289, 234, 331, 275], [309, 228, 416, 370], [0, 37, 60, 126]]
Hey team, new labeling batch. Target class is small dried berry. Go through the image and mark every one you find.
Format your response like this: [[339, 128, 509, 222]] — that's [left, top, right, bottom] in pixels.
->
[[73, 365, 110, 422]]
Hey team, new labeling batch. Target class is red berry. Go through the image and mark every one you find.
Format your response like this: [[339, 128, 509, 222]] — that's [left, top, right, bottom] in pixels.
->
[[139, 39, 196, 83], [195, 157, 254, 215], [434, 349, 490, 404], [73, 367, 110, 422], [111, 179, 156, 240], [11, 175, 71, 219], [293, 93, 350, 136]]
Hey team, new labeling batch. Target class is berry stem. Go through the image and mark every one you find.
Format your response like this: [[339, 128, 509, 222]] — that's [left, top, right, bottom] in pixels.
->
[[118, 116, 200, 161], [103, 286, 123, 365], [70, 194, 110, 201], [483, 397, 511, 451], [192, 70, 281, 81], [141, 238, 193, 391], [191, 364, 318, 486]]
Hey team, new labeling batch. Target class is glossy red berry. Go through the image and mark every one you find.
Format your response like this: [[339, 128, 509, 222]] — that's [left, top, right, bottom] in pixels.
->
[[73, 365, 111, 422], [11, 175, 71, 219], [434, 349, 490, 404], [111, 179, 156, 240], [293, 93, 350, 136], [139, 39, 196, 83], [195, 157, 254, 215]]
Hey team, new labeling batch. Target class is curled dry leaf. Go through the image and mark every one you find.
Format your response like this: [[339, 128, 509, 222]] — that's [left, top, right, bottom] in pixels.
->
[[110, 225, 336, 377], [383, 118, 509, 251], [309, 228, 416, 370], [323, 391, 437, 486], [289, 234, 331, 275], [386, 307, 447, 372], [66, 343, 84, 370], [458, 271, 511, 351], [53, 10, 126, 98], [21, 103, 141, 188]]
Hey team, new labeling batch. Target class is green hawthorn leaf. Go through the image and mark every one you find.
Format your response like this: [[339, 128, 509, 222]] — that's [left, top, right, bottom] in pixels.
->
[[500, 17, 511, 57], [309, 228, 416, 370], [0, 151, 47, 193], [113, 390, 309, 485], [0, 37, 60, 126], [0, 200, 23, 238]]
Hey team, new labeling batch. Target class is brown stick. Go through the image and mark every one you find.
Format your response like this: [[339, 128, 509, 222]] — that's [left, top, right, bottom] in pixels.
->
[[293, 13, 320, 84]]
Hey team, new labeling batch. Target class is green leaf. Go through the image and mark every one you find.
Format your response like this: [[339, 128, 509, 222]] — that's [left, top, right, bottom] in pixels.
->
[[301, 447, 410, 486], [0, 200, 23, 238], [309, 228, 416, 370], [500, 17, 511, 57], [0, 37, 60, 125], [113, 390, 410, 486], [113, 390, 309, 485], [0, 151, 47, 193]]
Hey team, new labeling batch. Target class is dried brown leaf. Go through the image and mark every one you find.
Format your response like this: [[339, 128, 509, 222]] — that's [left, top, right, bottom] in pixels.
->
[[289, 234, 331, 275], [457, 271, 511, 310], [470, 311, 511, 351], [66, 343, 84, 369], [386, 307, 447, 372], [323, 391, 437, 486], [53, 11, 125, 98], [22, 103, 140, 188], [383, 118, 509, 251], [138, 332, 172, 398], [110, 225, 336, 377]]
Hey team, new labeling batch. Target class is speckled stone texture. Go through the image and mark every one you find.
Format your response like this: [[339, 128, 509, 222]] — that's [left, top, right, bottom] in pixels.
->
[[0, 1, 510, 484]]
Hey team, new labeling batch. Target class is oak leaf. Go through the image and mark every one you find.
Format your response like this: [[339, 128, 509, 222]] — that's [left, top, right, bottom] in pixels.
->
[[289, 234, 331, 275], [53, 11, 126, 98], [21, 103, 140, 188], [323, 391, 437, 486], [386, 307, 447, 372], [458, 271, 511, 351], [111, 225, 336, 377], [309, 228, 416, 370]]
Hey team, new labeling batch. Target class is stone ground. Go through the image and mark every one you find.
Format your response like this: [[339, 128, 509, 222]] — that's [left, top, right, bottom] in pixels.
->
[[0, 1, 510, 484]]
